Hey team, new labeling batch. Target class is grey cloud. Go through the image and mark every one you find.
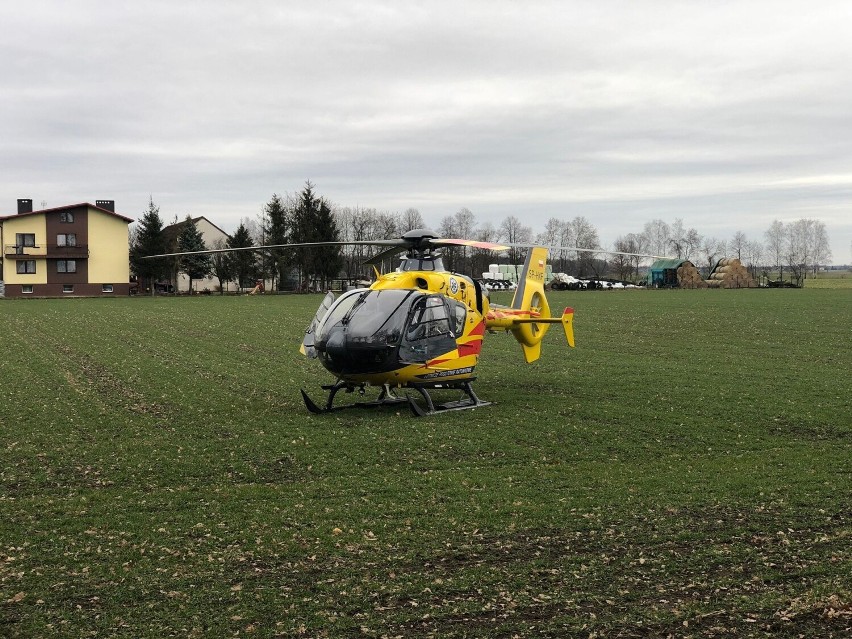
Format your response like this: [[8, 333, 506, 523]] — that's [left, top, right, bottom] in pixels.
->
[[2, 1, 851, 261]]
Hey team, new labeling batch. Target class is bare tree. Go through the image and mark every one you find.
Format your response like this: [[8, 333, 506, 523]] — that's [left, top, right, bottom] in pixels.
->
[[453, 207, 476, 274], [811, 220, 832, 274], [625, 232, 648, 280], [471, 221, 500, 276], [641, 219, 671, 258], [535, 217, 562, 247], [438, 215, 460, 271], [375, 212, 398, 240], [730, 231, 748, 262], [557, 220, 577, 273], [684, 227, 702, 261], [669, 218, 687, 258], [698, 237, 726, 277], [612, 236, 634, 281], [398, 208, 424, 232], [569, 216, 600, 277], [335, 207, 400, 278], [764, 220, 785, 281], [746, 240, 764, 277], [499, 215, 532, 265], [669, 229, 702, 260], [784, 220, 809, 286]]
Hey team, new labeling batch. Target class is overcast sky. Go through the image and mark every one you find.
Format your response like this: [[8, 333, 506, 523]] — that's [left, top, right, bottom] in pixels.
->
[[3, 0, 851, 263]]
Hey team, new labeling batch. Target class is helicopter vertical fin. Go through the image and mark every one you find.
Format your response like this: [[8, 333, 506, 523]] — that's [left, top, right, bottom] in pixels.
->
[[510, 247, 552, 363]]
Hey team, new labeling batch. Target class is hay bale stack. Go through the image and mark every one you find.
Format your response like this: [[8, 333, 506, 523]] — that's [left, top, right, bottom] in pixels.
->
[[676, 261, 708, 288], [708, 257, 756, 289]]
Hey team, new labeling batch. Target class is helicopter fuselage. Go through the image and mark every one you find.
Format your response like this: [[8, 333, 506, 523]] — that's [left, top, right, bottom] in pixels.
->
[[310, 270, 487, 387]]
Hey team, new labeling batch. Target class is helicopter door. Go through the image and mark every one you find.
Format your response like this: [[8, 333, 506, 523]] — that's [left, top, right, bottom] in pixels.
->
[[400, 295, 457, 363]]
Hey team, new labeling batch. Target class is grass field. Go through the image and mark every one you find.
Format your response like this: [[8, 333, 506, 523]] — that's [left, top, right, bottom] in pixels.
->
[[1, 289, 850, 638], [804, 270, 852, 289]]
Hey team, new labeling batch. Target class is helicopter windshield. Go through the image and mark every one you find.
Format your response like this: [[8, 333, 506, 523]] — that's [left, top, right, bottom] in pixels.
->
[[316, 289, 416, 348], [312, 289, 468, 373]]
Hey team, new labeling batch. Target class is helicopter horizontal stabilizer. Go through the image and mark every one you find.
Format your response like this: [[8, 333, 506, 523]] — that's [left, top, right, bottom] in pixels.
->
[[503, 307, 575, 349]]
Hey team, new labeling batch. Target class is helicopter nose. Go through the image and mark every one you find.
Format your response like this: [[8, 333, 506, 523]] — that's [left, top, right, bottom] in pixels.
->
[[323, 331, 346, 360], [317, 329, 397, 374]]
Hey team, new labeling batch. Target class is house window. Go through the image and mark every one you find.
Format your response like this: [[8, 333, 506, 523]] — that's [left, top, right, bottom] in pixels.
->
[[63, 285, 74, 293], [102, 284, 114, 293], [57, 233, 77, 247], [16, 260, 36, 274], [57, 259, 77, 273], [22, 285, 33, 294], [15, 233, 36, 252], [60, 211, 75, 223]]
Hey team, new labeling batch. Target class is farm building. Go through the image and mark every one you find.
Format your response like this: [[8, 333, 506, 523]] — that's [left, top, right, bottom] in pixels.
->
[[646, 259, 707, 288]]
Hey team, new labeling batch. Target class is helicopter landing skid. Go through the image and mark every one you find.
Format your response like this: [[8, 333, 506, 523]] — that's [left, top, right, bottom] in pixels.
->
[[300, 380, 490, 417], [406, 381, 491, 417], [301, 382, 410, 415]]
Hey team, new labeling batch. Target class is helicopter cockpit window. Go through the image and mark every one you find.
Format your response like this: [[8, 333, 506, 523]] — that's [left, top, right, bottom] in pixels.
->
[[399, 295, 458, 363], [406, 296, 451, 340], [449, 299, 466, 335]]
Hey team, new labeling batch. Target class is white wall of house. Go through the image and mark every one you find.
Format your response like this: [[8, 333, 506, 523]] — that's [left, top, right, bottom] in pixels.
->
[[176, 217, 237, 293]]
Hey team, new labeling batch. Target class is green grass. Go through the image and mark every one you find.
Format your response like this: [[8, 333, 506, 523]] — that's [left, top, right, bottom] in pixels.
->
[[2, 290, 850, 638], [805, 270, 852, 289]]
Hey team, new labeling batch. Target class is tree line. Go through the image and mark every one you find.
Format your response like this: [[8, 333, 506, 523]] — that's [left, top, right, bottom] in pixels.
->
[[611, 217, 832, 286], [130, 183, 342, 294], [130, 183, 835, 292]]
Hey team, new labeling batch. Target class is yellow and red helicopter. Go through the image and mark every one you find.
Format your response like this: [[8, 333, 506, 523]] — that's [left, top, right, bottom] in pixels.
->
[[149, 228, 658, 416]]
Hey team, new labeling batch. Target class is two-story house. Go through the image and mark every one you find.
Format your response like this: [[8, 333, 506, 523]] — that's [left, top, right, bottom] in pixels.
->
[[161, 216, 237, 293], [0, 199, 133, 297]]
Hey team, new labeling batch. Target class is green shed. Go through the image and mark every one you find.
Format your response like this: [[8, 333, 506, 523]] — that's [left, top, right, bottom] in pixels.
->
[[647, 259, 689, 287]]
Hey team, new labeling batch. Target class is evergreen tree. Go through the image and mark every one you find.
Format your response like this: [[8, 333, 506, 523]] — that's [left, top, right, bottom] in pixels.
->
[[290, 181, 342, 291], [210, 239, 233, 294], [130, 197, 168, 295], [263, 193, 290, 291], [177, 215, 211, 293], [290, 182, 319, 289], [227, 222, 256, 290], [311, 198, 343, 290]]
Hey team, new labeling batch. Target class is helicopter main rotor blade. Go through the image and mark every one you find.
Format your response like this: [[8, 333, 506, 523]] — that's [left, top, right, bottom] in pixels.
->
[[427, 238, 511, 251], [141, 239, 404, 259], [364, 244, 407, 265], [498, 241, 672, 260]]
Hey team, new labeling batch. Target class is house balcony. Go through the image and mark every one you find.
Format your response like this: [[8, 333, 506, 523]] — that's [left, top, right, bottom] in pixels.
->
[[45, 244, 90, 258], [4, 244, 46, 257], [4, 244, 90, 258]]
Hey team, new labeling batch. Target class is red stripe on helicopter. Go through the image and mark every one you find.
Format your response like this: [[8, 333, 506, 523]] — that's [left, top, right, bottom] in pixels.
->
[[456, 320, 485, 357], [424, 357, 452, 368], [458, 340, 482, 357], [485, 309, 541, 320]]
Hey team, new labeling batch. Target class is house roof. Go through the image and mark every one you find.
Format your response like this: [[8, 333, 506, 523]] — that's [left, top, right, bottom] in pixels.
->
[[648, 258, 692, 271], [162, 216, 230, 238], [162, 216, 232, 249], [0, 202, 134, 223]]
